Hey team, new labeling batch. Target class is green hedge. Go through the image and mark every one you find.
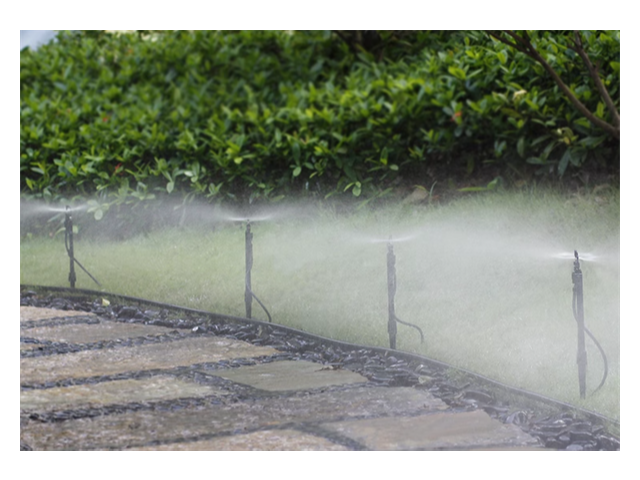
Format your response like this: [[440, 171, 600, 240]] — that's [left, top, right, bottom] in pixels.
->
[[21, 30, 620, 207]]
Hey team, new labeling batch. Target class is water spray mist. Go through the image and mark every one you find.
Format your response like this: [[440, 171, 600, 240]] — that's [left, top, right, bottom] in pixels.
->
[[386, 238, 424, 349], [243, 220, 272, 323], [571, 250, 608, 398], [64, 206, 101, 289]]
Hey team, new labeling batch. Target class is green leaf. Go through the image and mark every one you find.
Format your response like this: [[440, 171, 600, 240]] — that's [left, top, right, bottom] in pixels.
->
[[487, 177, 500, 190], [578, 135, 606, 148], [517, 137, 526, 158], [531, 135, 551, 147], [292, 166, 302, 177], [610, 61, 620, 74], [380, 147, 388, 165], [292, 141, 300, 161], [558, 149, 571, 175], [226, 142, 241, 155], [541, 139, 558, 160], [526, 156, 545, 165], [502, 108, 522, 119], [447, 66, 466, 80]]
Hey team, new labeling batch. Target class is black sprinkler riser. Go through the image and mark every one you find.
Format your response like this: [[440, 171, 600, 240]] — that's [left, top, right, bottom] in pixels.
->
[[571, 251, 608, 399], [242, 220, 273, 323]]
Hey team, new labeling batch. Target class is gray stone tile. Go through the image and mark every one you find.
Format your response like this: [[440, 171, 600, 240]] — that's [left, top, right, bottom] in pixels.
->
[[21, 306, 95, 323], [23, 321, 175, 344], [211, 360, 368, 391], [128, 429, 349, 451], [21, 376, 227, 412], [21, 337, 278, 384], [323, 410, 541, 450], [20, 386, 447, 450]]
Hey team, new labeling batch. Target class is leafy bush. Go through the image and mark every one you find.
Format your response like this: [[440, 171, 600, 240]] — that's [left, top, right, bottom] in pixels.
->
[[21, 30, 619, 208]]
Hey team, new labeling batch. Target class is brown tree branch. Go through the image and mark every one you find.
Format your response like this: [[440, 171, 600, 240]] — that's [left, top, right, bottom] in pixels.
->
[[486, 30, 525, 53], [504, 30, 532, 49], [570, 31, 620, 131], [486, 30, 619, 140]]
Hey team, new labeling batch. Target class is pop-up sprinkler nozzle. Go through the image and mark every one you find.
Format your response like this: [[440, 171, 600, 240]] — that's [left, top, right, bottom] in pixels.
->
[[386, 238, 424, 350], [64, 205, 101, 289], [571, 250, 608, 398], [244, 220, 272, 323]]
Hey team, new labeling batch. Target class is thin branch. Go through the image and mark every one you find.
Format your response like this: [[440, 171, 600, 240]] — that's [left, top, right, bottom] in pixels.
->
[[531, 40, 619, 139], [507, 30, 530, 46], [487, 31, 619, 140], [571, 31, 620, 130], [486, 31, 525, 53]]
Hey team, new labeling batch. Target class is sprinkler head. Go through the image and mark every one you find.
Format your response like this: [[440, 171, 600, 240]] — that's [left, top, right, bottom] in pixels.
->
[[364, 233, 417, 245], [574, 250, 582, 271], [551, 251, 597, 262], [226, 214, 273, 223], [42, 204, 83, 214]]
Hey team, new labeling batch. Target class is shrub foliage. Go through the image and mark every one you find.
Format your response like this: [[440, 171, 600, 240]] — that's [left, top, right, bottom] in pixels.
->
[[21, 30, 620, 206]]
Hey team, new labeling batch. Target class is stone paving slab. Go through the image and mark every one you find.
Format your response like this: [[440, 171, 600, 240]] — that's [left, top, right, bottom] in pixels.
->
[[21, 306, 95, 323], [323, 411, 540, 450], [209, 360, 368, 391], [22, 320, 175, 344], [128, 429, 349, 451], [20, 306, 542, 450], [20, 386, 450, 450], [21, 376, 228, 412], [21, 336, 278, 384]]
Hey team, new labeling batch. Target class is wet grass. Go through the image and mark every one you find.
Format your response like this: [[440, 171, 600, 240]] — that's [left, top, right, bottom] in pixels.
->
[[20, 188, 620, 419]]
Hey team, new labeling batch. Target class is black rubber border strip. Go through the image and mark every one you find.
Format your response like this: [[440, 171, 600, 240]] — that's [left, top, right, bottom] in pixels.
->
[[20, 284, 620, 431]]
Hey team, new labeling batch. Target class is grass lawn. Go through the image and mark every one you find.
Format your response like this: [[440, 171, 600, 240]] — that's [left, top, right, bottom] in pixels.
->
[[20, 187, 620, 419]]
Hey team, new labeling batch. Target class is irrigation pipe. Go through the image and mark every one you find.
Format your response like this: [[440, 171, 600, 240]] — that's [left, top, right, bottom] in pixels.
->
[[394, 314, 424, 343], [64, 223, 101, 288], [572, 291, 609, 394], [246, 279, 273, 324]]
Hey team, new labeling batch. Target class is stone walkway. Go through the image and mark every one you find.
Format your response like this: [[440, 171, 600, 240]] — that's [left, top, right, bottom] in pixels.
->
[[20, 306, 544, 451]]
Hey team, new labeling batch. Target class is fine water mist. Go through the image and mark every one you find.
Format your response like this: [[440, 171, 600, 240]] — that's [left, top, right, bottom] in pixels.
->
[[20, 201, 89, 217], [20, 192, 620, 417]]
